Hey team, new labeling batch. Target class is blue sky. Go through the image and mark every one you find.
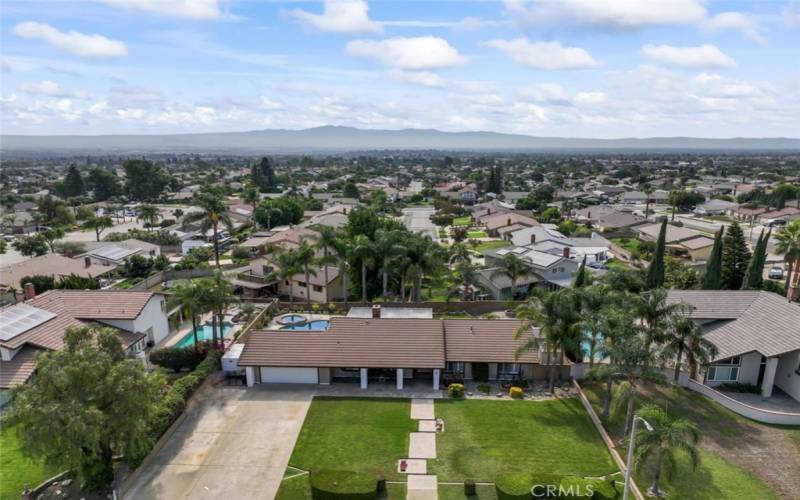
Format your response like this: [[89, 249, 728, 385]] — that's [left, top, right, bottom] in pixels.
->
[[1, 0, 799, 137]]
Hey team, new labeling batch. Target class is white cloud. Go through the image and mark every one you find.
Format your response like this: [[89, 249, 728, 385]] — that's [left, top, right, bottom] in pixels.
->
[[783, 2, 800, 28], [19, 80, 71, 97], [388, 70, 447, 88], [1, 60, 10, 73], [503, 0, 706, 29], [11, 22, 127, 57], [642, 44, 736, 68], [291, 0, 382, 34], [380, 17, 499, 31], [346, 36, 466, 70], [486, 38, 598, 70], [259, 96, 283, 110], [574, 91, 606, 105], [98, 0, 224, 20], [702, 12, 765, 43], [521, 83, 570, 104]]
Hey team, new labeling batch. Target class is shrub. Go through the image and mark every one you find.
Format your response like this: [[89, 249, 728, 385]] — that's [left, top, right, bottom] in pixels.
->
[[477, 384, 491, 394], [509, 387, 524, 399], [231, 245, 251, 260], [718, 382, 761, 394], [309, 470, 376, 500], [495, 473, 532, 499], [19, 274, 55, 294], [150, 345, 208, 372], [464, 480, 476, 496], [448, 383, 465, 398]]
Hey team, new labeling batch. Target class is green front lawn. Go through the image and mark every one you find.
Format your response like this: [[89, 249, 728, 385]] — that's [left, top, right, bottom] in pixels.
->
[[471, 240, 511, 253], [0, 425, 62, 500], [466, 230, 488, 238], [605, 258, 632, 271], [430, 399, 617, 482], [453, 216, 472, 227], [276, 397, 416, 498]]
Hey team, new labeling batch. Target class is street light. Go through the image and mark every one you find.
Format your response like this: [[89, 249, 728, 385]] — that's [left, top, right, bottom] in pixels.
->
[[622, 415, 653, 500]]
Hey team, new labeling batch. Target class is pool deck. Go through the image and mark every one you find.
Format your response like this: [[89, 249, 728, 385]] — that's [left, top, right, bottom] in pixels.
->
[[157, 313, 243, 349], [266, 313, 332, 330]]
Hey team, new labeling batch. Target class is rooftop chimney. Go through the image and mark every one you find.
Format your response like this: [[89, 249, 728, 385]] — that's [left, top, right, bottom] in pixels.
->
[[530, 234, 536, 244], [372, 304, 381, 319], [507, 217, 511, 226], [486, 208, 490, 215], [84, 256, 92, 268], [23, 282, 35, 301], [587, 211, 591, 218], [563, 247, 570, 259]]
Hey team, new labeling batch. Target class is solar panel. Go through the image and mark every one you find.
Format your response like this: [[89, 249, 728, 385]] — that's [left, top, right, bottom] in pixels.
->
[[92, 245, 138, 261], [0, 304, 57, 341], [496, 249, 510, 256], [512, 247, 527, 254]]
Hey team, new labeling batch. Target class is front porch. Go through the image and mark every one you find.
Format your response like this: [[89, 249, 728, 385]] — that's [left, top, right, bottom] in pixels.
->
[[717, 387, 800, 414]]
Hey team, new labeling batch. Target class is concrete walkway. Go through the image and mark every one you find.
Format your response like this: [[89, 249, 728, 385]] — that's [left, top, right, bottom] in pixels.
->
[[404, 399, 441, 499], [410, 398, 435, 419]]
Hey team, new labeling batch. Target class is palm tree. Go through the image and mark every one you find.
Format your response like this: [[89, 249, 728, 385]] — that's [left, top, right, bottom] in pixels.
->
[[774, 219, 800, 299], [242, 184, 260, 227], [351, 235, 376, 304], [203, 272, 237, 349], [515, 288, 580, 393], [448, 242, 471, 270], [137, 204, 160, 231], [448, 260, 482, 301], [187, 187, 233, 268], [634, 288, 688, 369], [490, 254, 535, 300], [260, 203, 283, 230], [405, 235, 440, 302], [576, 285, 608, 368], [294, 240, 318, 310], [314, 226, 340, 303], [331, 235, 353, 308], [609, 326, 659, 438], [270, 250, 301, 306], [374, 228, 404, 299], [665, 316, 718, 383], [633, 404, 701, 497], [170, 280, 207, 348]]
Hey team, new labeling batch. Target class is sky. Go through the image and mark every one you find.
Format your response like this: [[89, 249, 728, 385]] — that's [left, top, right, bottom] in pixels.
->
[[1, 0, 799, 138]]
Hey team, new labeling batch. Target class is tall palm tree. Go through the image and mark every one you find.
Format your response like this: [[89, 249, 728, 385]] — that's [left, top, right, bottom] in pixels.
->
[[203, 272, 237, 349], [448, 260, 482, 301], [490, 254, 535, 300], [351, 235, 376, 304], [515, 288, 580, 393], [260, 203, 283, 230], [448, 242, 471, 270], [634, 404, 701, 497], [241, 184, 260, 227], [294, 240, 318, 310], [374, 228, 404, 299], [314, 226, 340, 303], [774, 219, 800, 299], [170, 280, 207, 349], [187, 187, 233, 268], [270, 250, 301, 306], [634, 288, 688, 368], [576, 285, 608, 368], [330, 235, 352, 308], [406, 235, 440, 302], [609, 325, 659, 438], [137, 204, 160, 231], [664, 316, 718, 383]]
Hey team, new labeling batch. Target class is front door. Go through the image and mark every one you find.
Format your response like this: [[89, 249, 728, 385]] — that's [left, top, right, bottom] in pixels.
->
[[756, 356, 766, 387]]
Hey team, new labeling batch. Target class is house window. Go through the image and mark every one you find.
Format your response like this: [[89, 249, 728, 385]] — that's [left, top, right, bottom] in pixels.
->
[[708, 357, 740, 382], [446, 362, 464, 374], [298, 281, 307, 288], [498, 363, 520, 375], [313, 285, 323, 292]]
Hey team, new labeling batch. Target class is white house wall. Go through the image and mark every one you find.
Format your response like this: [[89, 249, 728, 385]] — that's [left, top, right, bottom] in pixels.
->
[[774, 350, 800, 402], [738, 352, 762, 386], [98, 295, 170, 345]]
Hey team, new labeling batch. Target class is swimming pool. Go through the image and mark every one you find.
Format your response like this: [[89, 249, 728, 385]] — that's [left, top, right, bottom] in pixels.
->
[[177, 322, 234, 348], [280, 320, 330, 331]]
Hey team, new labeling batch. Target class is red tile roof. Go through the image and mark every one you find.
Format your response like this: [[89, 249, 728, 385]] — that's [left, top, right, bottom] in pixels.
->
[[0, 345, 40, 389]]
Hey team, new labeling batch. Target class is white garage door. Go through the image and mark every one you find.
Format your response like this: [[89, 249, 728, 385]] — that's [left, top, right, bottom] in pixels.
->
[[260, 367, 318, 384]]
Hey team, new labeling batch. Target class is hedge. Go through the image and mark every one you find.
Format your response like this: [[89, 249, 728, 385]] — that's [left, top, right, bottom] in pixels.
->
[[495, 473, 534, 499], [149, 344, 209, 372], [448, 383, 465, 398], [309, 470, 376, 500], [496, 473, 621, 499]]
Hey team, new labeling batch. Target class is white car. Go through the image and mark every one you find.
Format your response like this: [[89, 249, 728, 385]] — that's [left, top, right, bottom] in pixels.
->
[[768, 266, 784, 280]]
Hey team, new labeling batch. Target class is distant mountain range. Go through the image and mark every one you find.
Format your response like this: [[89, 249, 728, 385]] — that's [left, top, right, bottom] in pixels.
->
[[2, 126, 799, 155]]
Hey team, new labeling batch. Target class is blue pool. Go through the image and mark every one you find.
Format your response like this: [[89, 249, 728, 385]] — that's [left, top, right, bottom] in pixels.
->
[[177, 322, 234, 348], [280, 320, 330, 331]]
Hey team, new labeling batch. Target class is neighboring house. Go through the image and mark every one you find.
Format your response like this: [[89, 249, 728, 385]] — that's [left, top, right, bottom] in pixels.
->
[[694, 199, 736, 216], [508, 226, 611, 264], [621, 191, 649, 204], [402, 207, 438, 241], [471, 200, 516, 223], [277, 265, 343, 303], [593, 211, 648, 233], [482, 212, 539, 237], [0, 289, 169, 404], [1, 212, 37, 234], [238, 309, 569, 388], [299, 205, 351, 229], [239, 231, 275, 258], [667, 290, 800, 402], [181, 229, 233, 255], [261, 227, 319, 252], [634, 223, 715, 262], [500, 191, 529, 206], [759, 207, 800, 223], [480, 245, 580, 296], [0, 254, 115, 293], [79, 239, 160, 267], [727, 205, 767, 222]]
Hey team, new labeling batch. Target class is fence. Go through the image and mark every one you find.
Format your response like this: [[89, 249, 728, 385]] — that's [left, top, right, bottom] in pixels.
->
[[131, 269, 215, 290]]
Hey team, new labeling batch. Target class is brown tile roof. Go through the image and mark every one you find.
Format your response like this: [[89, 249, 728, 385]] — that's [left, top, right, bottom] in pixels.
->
[[0, 345, 40, 389], [0, 254, 115, 290], [483, 213, 539, 231], [443, 319, 539, 363], [0, 290, 154, 351]]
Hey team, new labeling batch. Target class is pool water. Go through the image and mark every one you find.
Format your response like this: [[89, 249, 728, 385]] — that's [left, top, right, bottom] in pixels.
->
[[280, 314, 306, 324], [280, 320, 330, 331], [177, 322, 234, 348]]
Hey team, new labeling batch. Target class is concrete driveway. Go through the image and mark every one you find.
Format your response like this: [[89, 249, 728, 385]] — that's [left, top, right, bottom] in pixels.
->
[[124, 385, 313, 499]]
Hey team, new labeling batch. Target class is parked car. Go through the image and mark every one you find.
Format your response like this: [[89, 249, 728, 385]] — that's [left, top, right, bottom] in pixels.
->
[[768, 266, 784, 280], [587, 261, 609, 270], [764, 218, 787, 228]]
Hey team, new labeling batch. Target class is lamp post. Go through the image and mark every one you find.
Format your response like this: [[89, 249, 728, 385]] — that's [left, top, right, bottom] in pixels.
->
[[622, 415, 653, 500]]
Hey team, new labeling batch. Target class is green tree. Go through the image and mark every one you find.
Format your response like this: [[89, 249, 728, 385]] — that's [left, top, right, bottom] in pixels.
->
[[12, 234, 48, 256], [576, 285, 607, 368], [170, 280, 208, 347], [186, 187, 233, 268], [351, 235, 376, 303], [18, 274, 55, 294], [3, 326, 165, 489], [123, 159, 169, 202], [313, 226, 340, 303], [633, 405, 701, 497], [251, 157, 277, 192], [83, 215, 114, 241], [610, 328, 660, 438], [202, 272, 236, 348], [374, 228, 405, 299], [634, 288, 687, 368], [56, 273, 100, 290], [342, 181, 361, 200], [271, 250, 302, 306], [254, 197, 303, 229], [86, 167, 119, 201], [490, 254, 535, 299], [701, 228, 724, 289], [448, 260, 482, 301], [242, 183, 260, 225], [62, 165, 85, 198], [664, 316, 717, 383], [574, 255, 588, 288], [774, 220, 800, 299], [742, 229, 770, 290], [721, 221, 750, 290], [646, 220, 667, 290], [294, 240, 319, 310], [137, 204, 161, 231]]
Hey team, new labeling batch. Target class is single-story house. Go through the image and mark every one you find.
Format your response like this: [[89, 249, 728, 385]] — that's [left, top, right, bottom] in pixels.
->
[[0, 289, 169, 404], [1, 212, 37, 234], [694, 199, 736, 216], [79, 239, 160, 266], [482, 213, 540, 237], [667, 290, 800, 402], [0, 254, 115, 293], [635, 223, 715, 262], [237, 310, 569, 388]]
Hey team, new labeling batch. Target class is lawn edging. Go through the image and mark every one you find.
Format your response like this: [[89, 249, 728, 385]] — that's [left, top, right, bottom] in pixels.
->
[[572, 380, 645, 500]]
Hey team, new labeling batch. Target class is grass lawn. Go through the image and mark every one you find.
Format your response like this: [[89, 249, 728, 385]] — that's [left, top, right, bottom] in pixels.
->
[[0, 425, 62, 500], [610, 237, 642, 254], [466, 230, 488, 238], [275, 397, 416, 498], [429, 398, 617, 483], [605, 258, 632, 271], [582, 382, 779, 499], [452, 216, 472, 227], [438, 483, 498, 499], [471, 240, 511, 253]]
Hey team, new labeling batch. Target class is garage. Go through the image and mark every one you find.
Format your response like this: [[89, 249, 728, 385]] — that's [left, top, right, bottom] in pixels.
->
[[260, 367, 319, 384]]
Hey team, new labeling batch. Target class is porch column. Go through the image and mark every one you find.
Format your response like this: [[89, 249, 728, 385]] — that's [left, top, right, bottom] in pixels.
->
[[761, 357, 779, 398], [245, 367, 255, 387], [360, 368, 368, 389], [396, 368, 404, 390], [433, 368, 440, 390]]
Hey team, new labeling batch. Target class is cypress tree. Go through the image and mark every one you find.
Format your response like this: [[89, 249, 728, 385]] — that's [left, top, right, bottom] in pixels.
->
[[574, 255, 587, 288], [702, 228, 724, 289], [63, 165, 85, 198], [741, 230, 763, 289], [721, 221, 751, 290], [646, 219, 667, 289]]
